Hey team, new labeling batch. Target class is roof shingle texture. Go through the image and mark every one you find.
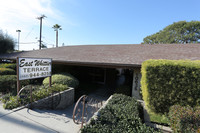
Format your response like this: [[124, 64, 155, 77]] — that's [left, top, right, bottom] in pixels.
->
[[0, 44, 200, 67]]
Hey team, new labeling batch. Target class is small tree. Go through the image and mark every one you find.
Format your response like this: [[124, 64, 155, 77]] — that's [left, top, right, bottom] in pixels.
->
[[0, 30, 15, 54], [143, 21, 200, 44], [52, 24, 62, 47], [41, 43, 47, 49]]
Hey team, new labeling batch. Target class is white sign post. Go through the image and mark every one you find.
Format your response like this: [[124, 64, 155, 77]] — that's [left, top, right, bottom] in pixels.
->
[[17, 57, 52, 94]]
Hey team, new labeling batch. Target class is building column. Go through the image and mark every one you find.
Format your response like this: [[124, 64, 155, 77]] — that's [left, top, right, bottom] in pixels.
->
[[132, 68, 142, 100]]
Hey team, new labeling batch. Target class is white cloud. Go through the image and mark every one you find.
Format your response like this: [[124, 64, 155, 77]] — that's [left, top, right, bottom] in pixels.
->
[[0, 0, 66, 50]]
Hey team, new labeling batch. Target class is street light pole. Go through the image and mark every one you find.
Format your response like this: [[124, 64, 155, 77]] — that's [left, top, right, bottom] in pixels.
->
[[16, 30, 21, 51]]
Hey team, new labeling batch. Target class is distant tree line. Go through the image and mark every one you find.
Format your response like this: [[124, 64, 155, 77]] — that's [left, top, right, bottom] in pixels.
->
[[143, 21, 200, 44], [0, 30, 15, 54]]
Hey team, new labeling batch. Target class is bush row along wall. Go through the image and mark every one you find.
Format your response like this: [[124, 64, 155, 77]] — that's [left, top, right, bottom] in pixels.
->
[[0, 68, 15, 75], [2, 84, 71, 109], [141, 59, 200, 114], [0, 63, 16, 70], [0, 75, 29, 92], [81, 94, 160, 133], [32, 88, 74, 109], [0, 63, 17, 93]]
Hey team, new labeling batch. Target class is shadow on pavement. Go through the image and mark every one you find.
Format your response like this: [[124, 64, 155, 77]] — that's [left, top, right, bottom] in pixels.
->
[[0, 111, 57, 133]]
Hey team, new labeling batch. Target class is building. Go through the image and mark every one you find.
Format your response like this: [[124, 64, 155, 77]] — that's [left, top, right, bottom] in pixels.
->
[[1, 44, 200, 99]]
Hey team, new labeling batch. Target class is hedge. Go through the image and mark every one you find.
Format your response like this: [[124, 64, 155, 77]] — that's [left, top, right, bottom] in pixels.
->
[[81, 94, 160, 133], [0, 63, 16, 70], [169, 105, 200, 133], [0, 68, 16, 75], [43, 73, 79, 88], [141, 59, 200, 114], [0, 75, 29, 92]]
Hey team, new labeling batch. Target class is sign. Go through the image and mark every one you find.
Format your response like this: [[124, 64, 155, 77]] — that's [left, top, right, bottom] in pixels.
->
[[18, 57, 52, 80]]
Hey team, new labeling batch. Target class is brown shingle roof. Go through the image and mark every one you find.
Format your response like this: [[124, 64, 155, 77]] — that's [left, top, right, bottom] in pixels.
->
[[1, 44, 200, 68]]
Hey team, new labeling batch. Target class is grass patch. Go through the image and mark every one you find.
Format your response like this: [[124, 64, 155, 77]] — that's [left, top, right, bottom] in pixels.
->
[[149, 112, 169, 126]]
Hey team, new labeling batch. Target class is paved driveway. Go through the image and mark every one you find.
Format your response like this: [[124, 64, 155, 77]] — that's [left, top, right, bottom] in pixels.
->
[[0, 102, 81, 133]]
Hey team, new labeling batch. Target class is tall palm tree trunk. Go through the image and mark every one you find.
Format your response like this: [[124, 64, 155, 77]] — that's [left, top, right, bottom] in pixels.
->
[[56, 30, 58, 47]]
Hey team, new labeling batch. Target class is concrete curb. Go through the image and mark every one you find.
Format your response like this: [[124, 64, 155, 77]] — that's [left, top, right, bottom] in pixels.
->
[[145, 122, 172, 133]]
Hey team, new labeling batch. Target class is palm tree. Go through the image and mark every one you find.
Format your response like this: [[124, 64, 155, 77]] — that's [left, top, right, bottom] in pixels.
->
[[52, 24, 62, 47]]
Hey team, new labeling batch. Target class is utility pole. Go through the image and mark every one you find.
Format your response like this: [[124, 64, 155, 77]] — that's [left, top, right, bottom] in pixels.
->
[[16, 30, 21, 51], [37, 14, 46, 49]]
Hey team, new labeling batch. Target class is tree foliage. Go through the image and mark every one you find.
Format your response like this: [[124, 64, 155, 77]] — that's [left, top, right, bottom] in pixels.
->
[[0, 30, 15, 54], [143, 21, 200, 44], [41, 43, 47, 49], [52, 24, 62, 31]]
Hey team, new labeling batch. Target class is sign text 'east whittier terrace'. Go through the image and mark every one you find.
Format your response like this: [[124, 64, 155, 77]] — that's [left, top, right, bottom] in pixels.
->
[[18, 58, 52, 80]]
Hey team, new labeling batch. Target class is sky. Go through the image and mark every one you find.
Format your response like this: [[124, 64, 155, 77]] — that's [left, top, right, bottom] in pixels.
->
[[0, 0, 200, 51]]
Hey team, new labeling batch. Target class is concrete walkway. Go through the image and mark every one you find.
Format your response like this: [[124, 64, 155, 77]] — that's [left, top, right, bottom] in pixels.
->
[[0, 102, 81, 133]]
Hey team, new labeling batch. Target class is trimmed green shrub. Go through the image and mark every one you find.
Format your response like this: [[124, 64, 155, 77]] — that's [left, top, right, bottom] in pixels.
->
[[48, 83, 69, 93], [0, 63, 16, 70], [169, 105, 200, 133], [2, 96, 19, 109], [0, 68, 15, 75], [43, 73, 79, 88], [115, 85, 131, 96], [32, 86, 49, 102], [141, 59, 200, 114], [1, 84, 69, 109], [81, 94, 160, 133], [0, 75, 16, 92], [0, 75, 29, 92], [0, 93, 12, 103]]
